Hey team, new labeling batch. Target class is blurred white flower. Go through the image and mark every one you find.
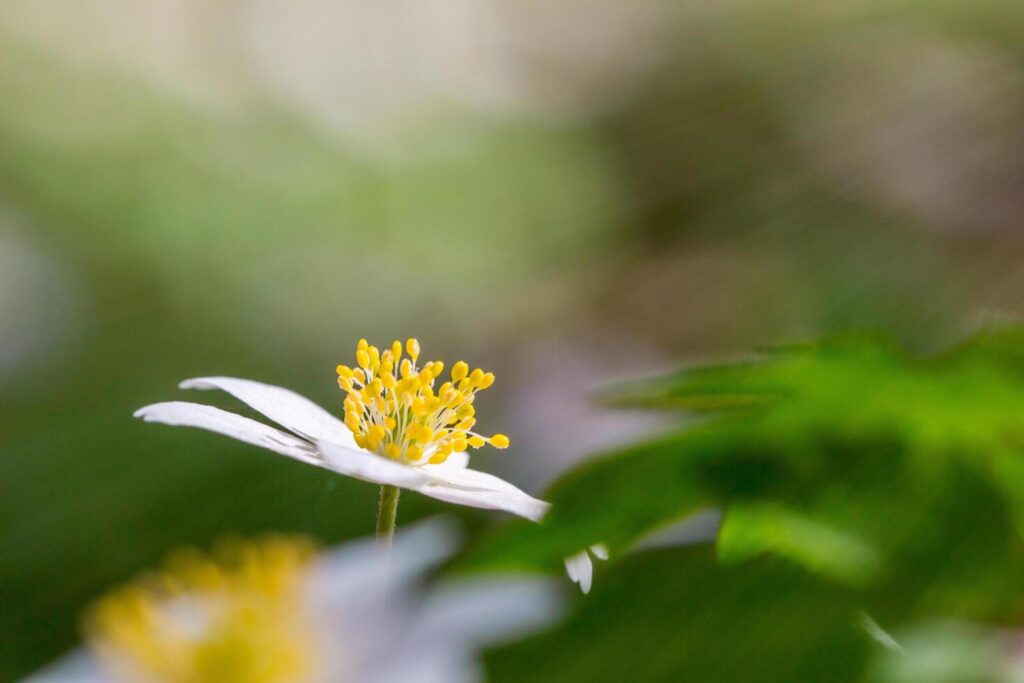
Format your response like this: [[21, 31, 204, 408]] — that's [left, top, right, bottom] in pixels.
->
[[23, 520, 562, 683], [135, 339, 548, 522]]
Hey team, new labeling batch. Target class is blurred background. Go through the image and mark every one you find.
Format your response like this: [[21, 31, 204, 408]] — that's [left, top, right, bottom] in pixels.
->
[[2, 0, 1024, 678]]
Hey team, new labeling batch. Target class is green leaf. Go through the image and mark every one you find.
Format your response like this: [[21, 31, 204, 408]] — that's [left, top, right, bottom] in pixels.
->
[[487, 546, 872, 683], [463, 329, 1024, 625], [717, 502, 883, 587]]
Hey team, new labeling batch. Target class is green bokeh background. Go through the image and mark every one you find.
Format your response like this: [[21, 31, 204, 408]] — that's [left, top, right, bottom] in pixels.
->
[[4, 1, 1024, 679]]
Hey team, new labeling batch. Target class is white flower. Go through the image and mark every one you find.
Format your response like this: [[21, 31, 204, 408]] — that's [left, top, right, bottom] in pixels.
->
[[133, 339, 549, 522], [23, 520, 562, 683]]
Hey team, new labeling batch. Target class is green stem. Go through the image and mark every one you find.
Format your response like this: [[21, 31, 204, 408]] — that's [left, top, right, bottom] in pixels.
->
[[376, 484, 401, 550]]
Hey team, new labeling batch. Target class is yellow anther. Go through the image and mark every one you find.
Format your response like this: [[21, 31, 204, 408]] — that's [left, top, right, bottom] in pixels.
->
[[337, 339, 507, 464], [411, 397, 426, 418], [368, 425, 387, 448], [428, 452, 449, 464]]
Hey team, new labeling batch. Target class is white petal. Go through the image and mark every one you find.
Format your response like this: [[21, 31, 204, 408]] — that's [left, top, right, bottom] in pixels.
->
[[310, 518, 459, 598], [417, 464, 551, 522], [21, 650, 106, 683], [134, 402, 321, 466], [590, 543, 610, 560], [306, 519, 461, 654], [179, 376, 356, 448], [412, 576, 563, 647], [564, 549, 594, 594], [360, 653, 475, 683], [316, 440, 431, 488]]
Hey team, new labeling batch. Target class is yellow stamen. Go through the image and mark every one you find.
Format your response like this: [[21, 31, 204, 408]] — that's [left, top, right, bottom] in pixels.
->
[[86, 537, 318, 683], [335, 339, 508, 465]]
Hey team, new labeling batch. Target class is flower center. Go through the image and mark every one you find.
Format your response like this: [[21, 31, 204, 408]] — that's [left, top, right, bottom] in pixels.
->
[[87, 538, 319, 683], [336, 338, 509, 465]]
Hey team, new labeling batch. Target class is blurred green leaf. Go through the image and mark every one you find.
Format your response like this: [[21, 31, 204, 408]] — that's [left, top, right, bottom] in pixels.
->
[[465, 330, 1024, 626], [866, 620, 1011, 683], [717, 502, 882, 587], [487, 546, 872, 683]]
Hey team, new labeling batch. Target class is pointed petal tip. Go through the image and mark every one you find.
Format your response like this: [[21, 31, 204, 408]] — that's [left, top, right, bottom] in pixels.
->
[[133, 403, 164, 420], [178, 376, 224, 390], [563, 549, 594, 594]]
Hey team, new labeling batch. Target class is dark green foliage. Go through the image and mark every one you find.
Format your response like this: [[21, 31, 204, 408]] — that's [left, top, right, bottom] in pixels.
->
[[489, 546, 870, 683], [472, 331, 1024, 681]]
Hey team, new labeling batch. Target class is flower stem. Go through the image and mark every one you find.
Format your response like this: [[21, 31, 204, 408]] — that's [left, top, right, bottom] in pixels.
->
[[376, 484, 401, 550]]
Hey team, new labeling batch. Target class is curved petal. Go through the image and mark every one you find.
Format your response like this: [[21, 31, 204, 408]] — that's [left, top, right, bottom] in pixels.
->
[[134, 402, 321, 466], [412, 576, 563, 647], [416, 465, 551, 522], [564, 549, 594, 594], [179, 376, 356, 448], [316, 440, 431, 489]]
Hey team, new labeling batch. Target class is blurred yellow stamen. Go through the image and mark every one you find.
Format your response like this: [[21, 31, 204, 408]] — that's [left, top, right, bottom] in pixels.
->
[[87, 538, 318, 683], [337, 338, 509, 465]]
